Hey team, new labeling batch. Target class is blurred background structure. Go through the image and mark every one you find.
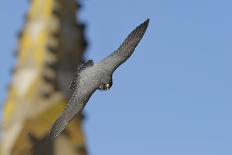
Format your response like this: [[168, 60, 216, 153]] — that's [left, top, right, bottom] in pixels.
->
[[1, 0, 88, 154]]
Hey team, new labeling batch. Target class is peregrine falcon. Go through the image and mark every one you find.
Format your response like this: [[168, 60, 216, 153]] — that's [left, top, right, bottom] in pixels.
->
[[48, 19, 149, 141]]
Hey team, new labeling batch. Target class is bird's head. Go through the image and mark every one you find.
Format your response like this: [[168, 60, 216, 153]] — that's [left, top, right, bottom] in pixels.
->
[[99, 76, 112, 91]]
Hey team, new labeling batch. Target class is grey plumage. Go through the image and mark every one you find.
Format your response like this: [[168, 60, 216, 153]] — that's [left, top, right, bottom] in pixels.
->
[[47, 19, 149, 141]]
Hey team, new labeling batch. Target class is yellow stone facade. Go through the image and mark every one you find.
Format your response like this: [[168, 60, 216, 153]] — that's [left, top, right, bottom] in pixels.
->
[[1, 0, 88, 155]]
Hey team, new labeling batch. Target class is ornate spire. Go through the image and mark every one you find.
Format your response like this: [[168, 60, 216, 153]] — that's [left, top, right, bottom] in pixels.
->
[[1, 0, 88, 154]]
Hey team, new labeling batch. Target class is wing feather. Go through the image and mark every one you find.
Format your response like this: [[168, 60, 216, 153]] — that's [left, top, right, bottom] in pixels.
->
[[99, 19, 149, 72], [47, 77, 97, 142]]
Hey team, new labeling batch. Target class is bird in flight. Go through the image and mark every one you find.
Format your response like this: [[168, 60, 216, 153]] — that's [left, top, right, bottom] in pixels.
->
[[48, 19, 149, 141]]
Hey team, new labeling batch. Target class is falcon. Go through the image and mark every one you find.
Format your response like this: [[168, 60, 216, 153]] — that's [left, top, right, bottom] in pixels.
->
[[48, 19, 149, 141]]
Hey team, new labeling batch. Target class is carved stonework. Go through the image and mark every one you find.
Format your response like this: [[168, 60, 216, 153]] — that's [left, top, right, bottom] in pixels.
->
[[1, 0, 88, 155]]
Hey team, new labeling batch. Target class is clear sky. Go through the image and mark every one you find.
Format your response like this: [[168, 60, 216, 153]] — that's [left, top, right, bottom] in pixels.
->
[[1, 0, 232, 155]]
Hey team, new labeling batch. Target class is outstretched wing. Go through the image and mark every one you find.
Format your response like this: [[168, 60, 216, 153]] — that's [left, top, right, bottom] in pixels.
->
[[47, 70, 98, 142], [47, 88, 97, 142], [99, 19, 149, 72]]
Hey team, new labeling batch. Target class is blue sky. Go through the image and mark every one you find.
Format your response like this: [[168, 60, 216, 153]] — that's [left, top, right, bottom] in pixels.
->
[[1, 0, 232, 155]]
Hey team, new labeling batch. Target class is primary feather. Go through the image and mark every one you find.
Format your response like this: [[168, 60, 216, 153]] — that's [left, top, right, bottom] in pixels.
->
[[99, 19, 149, 72]]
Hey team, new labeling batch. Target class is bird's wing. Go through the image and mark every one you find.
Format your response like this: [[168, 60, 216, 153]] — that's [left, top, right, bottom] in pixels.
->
[[98, 19, 149, 73], [47, 72, 98, 141]]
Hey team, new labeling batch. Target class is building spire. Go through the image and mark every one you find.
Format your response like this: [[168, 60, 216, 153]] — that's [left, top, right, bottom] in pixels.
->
[[1, 0, 88, 155]]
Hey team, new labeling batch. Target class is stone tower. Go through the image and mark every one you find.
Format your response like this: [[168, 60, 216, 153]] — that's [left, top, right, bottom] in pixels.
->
[[1, 0, 88, 155]]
